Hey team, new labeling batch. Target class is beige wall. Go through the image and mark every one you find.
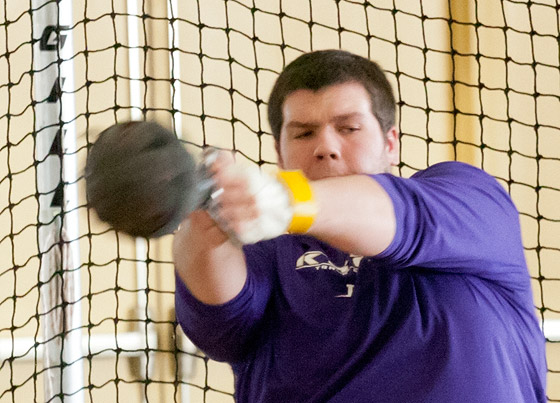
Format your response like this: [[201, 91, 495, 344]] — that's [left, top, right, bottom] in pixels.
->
[[0, 0, 558, 401]]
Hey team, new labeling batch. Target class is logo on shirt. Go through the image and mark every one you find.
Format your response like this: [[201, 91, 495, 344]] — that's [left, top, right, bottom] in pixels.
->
[[295, 251, 363, 297]]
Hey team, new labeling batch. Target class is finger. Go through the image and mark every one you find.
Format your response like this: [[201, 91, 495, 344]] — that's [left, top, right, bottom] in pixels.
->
[[208, 150, 235, 176], [212, 171, 249, 199], [211, 179, 260, 228], [177, 209, 230, 246], [214, 203, 259, 230]]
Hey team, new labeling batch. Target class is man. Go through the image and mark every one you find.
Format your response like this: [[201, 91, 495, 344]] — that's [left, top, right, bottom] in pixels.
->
[[173, 50, 547, 402]]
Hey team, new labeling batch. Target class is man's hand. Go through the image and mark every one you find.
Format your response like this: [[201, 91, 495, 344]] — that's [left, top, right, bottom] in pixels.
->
[[172, 150, 290, 305], [173, 152, 252, 305], [207, 152, 293, 244], [207, 152, 261, 241]]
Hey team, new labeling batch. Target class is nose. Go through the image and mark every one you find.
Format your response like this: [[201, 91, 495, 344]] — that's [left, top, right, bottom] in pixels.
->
[[313, 127, 341, 161]]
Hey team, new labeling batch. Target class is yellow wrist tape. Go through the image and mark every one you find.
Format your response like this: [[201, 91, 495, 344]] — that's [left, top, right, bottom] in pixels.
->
[[276, 170, 317, 233]]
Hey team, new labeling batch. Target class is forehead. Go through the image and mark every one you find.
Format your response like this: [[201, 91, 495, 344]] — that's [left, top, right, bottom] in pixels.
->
[[281, 81, 373, 125]]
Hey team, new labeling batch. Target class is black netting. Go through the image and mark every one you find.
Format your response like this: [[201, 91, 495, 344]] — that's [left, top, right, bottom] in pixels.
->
[[1, 0, 559, 402]]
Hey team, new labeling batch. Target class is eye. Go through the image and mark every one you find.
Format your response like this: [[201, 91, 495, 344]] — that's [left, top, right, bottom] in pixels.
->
[[294, 131, 312, 139], [340, 126, 360, 134]]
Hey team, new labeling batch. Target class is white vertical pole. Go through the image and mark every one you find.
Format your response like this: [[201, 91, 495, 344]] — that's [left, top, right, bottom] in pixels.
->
[[126, 0, 149, 320], [32, 2, 61, 402], [58, 0, 84, 400], [127, 0, 144, 123], [168, 0, 182, 138], [165, 2, 194, 402], [32, 0, 84, 401], [126, 2, 152, 401], [126, 0, 149, 325]]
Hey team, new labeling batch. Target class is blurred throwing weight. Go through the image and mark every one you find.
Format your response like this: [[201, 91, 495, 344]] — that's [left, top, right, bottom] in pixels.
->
[[85, 121, 293, 242]]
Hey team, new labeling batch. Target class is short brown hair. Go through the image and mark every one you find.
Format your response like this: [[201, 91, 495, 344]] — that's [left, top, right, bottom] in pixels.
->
[[267, 49, 396, 142]]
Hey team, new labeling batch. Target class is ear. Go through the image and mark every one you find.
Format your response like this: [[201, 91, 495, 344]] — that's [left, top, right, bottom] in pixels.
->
[[275, 141, 285, 169], [385, 126, 400, 167]]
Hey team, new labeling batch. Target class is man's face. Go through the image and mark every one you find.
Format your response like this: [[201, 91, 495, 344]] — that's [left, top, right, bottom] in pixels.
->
[[276, 81, 399, 181]]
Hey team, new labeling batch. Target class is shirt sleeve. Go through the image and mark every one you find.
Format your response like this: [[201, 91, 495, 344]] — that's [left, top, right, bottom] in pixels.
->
[[175, 239, 275, 363], [372, 161, 528, 285]]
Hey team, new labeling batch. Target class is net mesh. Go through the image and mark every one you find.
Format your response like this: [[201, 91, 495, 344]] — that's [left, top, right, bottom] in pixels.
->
[[0, 0, 559, 402]]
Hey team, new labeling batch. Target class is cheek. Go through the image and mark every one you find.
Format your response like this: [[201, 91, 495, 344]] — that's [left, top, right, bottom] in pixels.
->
[[280, 142, 308, 170], [354, 152, 377, 170], [349, 139, 387, 170]]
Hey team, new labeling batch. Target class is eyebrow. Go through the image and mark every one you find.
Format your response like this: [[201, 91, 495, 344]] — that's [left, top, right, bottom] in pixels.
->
[[285, 121, 318, 129], [332, 112, 364, 123], [285, 112, 365, 129]]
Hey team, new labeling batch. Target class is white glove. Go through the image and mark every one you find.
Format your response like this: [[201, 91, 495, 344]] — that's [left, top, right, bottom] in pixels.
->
[[202, 150, 317, 245], [229, 164, 293, 244]]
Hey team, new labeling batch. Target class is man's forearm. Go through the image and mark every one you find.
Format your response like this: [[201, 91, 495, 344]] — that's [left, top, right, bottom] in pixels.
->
[[307, 175, 396, 256], [173, 210, 248, 305]]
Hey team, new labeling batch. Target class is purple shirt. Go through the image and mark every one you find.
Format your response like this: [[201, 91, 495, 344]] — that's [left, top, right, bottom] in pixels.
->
[[175, 161, 547, 402]]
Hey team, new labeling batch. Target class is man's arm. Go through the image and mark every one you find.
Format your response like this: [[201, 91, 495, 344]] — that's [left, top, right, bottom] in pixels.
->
[[173, 153, 396, 305], [173, 210, 275, 362], [174, 158, 528, 308], [173, 210, 247, 305], [308, 175, 396, 256]]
